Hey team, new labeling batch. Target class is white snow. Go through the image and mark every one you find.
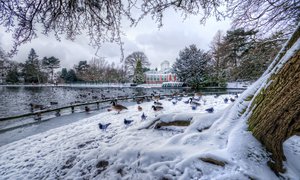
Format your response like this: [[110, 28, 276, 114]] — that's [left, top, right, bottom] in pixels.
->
[[0, 92, 287, 180]]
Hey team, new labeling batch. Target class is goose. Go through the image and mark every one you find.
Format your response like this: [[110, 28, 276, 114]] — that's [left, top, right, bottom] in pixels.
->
[[154, 101, 162, 106], [152, 105, 163, 111], [111, 100, 128, 114]]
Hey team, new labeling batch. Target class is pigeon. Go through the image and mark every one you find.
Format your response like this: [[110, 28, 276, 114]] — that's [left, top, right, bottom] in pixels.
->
[[224, 98, 229, 103], [141, 113, 147, 121], [98, 123, 111, 130], [205, 107, 214, 113], [230, 98, 235, 102], [111, 100, 128, 114], [124, 119, 134, 125], [184, 99, 190, 104], [152, 105, 163, 111]]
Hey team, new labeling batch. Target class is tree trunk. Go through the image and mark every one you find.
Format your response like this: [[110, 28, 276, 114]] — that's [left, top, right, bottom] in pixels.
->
[[248, 26, 300, 173]]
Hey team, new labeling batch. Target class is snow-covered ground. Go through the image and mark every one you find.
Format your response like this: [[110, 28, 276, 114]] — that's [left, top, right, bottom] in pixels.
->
[[0, 90, 299, 179]]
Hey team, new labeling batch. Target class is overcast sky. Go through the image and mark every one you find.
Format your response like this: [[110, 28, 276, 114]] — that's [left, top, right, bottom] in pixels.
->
[[0, 8, 231, 70]]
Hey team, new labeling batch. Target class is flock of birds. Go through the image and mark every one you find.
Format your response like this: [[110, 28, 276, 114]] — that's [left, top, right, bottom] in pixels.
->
[[98, 92, 239, 131]]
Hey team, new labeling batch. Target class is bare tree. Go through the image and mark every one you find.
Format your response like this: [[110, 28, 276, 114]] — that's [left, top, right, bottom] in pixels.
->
[[124, 51, 150, 75], [227, 0, 300, 34]]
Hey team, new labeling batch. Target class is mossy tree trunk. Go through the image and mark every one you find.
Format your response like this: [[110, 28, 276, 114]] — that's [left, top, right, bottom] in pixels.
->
[[248, 27, 300, 173]]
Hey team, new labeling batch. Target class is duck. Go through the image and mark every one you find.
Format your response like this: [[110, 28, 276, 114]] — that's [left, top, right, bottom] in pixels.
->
[[98, 123, 111, 130], [141, 113, 147, 121], [151, 93, 160, 101], [205, 107, 214, 113], [29, 103, 45, 110], [50, 101, 58, 105], [138, 106, 143, 111], [135, 97, 144, 104], [152, 105, 163, 111], [111, 100, 128, 114], [85, 106, 90, 112], [124, 119, 134, 125]]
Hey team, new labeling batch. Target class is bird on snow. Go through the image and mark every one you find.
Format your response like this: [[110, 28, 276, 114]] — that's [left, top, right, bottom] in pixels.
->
[[189, 98, 201, 106], [214, 94, 219, 98], [230, 97, 235, 102], [151, 93, 160, 101], [124, 119, 134, 125], [85, 106, 90, 112], [141, 113, 147, 121], [235, 94, 239, 98], [192, 106, 197, 110], [172, 100, 177, 105], [154, 101, 162, 106], [152, 105, 163, 111], [205, 107, 214, 113], [138, 106, 143, 111], [224, 98, 229, 103], [184, 99, 190, 104], [111, 100, 128, 114], [98, 123, 111, 130]]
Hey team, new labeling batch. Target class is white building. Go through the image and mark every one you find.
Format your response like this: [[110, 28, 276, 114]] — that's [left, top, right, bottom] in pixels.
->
[[145, 60, 177, 84]]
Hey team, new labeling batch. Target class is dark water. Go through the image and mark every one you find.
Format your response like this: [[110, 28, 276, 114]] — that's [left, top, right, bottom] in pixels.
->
[[0, 86, 243, 118]]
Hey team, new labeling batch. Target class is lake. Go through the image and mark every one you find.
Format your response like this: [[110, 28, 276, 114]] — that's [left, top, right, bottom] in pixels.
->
[[0, 85, 244, 119]]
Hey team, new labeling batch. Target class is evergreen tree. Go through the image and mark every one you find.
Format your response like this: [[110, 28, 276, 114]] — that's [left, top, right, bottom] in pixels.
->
[[132, 60, 145, 84], [6, 66, 19, 83], [66, 69, 77, 83], [60, 68, 68, 82], [42, 56, 60, 83], [173, 44, 211, 89], [23, 48, 42, 83]]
